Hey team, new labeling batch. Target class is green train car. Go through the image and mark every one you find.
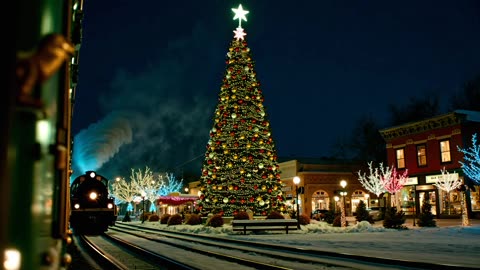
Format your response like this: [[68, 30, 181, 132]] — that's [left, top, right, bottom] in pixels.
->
[[1, 0, 84, 269]]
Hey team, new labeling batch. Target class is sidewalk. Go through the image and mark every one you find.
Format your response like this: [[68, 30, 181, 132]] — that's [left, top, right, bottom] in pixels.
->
[[346, 216, 480, 228], [403, 217, 480, 229]]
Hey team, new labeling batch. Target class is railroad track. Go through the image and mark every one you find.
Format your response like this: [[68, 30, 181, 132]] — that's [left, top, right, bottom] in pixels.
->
[[112, 222, 476, 270], [106, 226, 300, 270], [76, 232, 197, 269]]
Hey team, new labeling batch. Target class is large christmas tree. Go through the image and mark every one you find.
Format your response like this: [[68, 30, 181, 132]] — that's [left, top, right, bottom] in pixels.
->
[[197, 4, 286, 217]]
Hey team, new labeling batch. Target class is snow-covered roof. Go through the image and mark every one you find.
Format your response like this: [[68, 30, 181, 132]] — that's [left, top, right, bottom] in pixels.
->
[[454, 109, 480, 122]]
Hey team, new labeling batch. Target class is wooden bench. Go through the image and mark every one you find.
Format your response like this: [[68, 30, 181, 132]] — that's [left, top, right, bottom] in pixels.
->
[[231, 219, 299, 235]]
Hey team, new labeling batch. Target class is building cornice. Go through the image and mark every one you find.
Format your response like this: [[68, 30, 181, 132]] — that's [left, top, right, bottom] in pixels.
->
[[379, 112, 462, 141]]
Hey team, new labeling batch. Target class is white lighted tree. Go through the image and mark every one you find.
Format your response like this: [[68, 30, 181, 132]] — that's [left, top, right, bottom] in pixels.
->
[[381, 167, 408, 208], [357, 161, 388, 197], [158, 172, 184, 196], [434, 167, 463, 215], [457, 133, 480, 184], [129, 166, 162, 212], [110, 177, 139, 214]]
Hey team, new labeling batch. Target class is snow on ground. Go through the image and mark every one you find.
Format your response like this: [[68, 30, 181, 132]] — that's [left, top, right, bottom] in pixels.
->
[[135, 218, 480, 268]]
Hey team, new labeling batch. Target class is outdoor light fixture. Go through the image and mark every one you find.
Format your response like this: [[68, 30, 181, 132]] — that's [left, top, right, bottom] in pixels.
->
[[293, 176, 301, 229]]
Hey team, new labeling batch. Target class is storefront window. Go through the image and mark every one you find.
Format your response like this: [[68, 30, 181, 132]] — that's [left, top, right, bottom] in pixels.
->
[[351, 190, 368, 214], [398, 186, 415, 215], [311, 190, 330, 211], [471, 186, 480, 212], [438, 189, 462, 215]]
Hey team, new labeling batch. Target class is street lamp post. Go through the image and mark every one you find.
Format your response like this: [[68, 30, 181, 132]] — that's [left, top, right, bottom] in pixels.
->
[[184, 187, 189, 194], [340, 180, 347, 227], [293, 176, 301, 229], [141, 191, 146, 224], [334, 196, 339, 213]]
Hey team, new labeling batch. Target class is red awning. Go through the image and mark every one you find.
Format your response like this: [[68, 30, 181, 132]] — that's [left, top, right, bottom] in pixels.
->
[[157, 195, 199, 206]]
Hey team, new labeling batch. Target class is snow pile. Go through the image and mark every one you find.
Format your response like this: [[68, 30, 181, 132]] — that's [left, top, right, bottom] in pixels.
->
[[142, 220, 388, 235]]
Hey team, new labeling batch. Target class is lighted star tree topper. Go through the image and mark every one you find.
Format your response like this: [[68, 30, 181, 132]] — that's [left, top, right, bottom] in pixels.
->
[[232, 4, 248, 41], [197, 4, 286, 217]]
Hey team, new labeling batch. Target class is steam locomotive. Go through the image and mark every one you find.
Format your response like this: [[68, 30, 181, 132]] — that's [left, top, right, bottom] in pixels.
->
[[70, 171, 117, 233]]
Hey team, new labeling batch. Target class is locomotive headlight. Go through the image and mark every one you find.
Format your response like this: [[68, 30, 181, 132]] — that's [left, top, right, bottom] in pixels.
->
[[89, 192, 97, 200], [107, 203, 113, 209], [74, 203, 80, 209]]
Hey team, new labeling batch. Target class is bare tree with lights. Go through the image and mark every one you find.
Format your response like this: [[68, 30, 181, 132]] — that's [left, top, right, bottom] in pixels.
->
[[198, 4, 286, 217], [129, 166, 162, 212], [357, 161, 388, 198], [110, 177, 139, 214], [457, 133, 480, 185], [382, 167, 408, 209], [456, 133, 480, 226], [157, 172, 184, 196], [433, 167, 463, 215]]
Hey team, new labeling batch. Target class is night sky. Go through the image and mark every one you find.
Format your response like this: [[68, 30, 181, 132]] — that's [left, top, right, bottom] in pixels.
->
[[71, 1, 480, 180]]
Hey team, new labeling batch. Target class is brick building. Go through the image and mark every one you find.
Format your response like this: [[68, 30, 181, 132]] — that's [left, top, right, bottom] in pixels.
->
[[379, 110, 480, 217], [278, 159, 369, 217]]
